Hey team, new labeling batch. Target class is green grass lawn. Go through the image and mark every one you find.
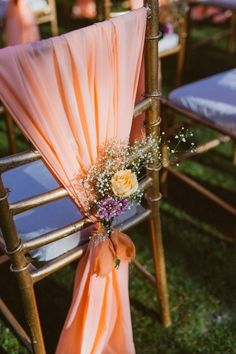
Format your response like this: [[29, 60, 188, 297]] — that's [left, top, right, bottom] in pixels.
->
[[1, 3, 236, 353]]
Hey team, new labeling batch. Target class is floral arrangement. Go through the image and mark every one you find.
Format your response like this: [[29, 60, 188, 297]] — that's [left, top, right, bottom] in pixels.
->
[[80, 129, 194, 275], [81, 137, 157, 232]]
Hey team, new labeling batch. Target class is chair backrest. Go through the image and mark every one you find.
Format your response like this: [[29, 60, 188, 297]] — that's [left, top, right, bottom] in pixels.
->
[[0, 1, 171, 352], [32, 0, 58, 36]]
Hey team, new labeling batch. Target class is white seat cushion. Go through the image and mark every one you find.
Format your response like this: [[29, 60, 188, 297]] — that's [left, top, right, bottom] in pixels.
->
[[2, 160, 84, 261], [159, 33, 179, 53], [169, 69, 236, 134], [110, 11, 129, 18], [2, 160, 140, 261], [27, 0, 50, 16]]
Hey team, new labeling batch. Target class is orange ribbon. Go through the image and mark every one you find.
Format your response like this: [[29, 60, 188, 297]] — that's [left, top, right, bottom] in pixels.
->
[[90, 226, 135, 277]]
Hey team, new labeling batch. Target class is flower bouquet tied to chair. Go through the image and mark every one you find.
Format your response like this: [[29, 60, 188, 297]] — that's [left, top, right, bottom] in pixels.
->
[[77, 136, 161, 276]]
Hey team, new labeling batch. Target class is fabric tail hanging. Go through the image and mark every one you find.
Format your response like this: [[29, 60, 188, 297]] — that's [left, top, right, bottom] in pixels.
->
[[5, 0, 40, 45], [0, 8, 147, 353]]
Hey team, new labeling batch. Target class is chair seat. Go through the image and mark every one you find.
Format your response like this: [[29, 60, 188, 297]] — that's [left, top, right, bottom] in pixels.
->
[[191, 0, 236, 11], [27, 0, 50, 16], [1, 160, 139, 261], [110, 11, 129, 18], [159, 33, 179, 54], [169, 68, 236, 134]]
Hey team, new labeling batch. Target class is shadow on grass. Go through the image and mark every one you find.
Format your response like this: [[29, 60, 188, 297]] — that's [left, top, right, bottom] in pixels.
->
[[166, 173, 235, 236]]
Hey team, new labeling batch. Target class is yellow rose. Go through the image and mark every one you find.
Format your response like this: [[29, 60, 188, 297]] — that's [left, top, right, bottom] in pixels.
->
[[111, 170, 138, 197]]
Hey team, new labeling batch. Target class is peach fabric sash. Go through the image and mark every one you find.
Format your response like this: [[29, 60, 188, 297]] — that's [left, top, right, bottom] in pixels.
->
[[5, 0, 40, 45], [0, 8, 147, 353]]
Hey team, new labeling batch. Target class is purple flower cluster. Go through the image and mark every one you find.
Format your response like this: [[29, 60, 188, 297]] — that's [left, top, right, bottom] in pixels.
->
[[97, 197, 129, 221]]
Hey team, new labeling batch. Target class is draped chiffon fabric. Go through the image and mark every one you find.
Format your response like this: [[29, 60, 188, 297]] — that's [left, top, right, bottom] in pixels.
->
[[5, 0, 40, 45], [0, 8, 147, 353]]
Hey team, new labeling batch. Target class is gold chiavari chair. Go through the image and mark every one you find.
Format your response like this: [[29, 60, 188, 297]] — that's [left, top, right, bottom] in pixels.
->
[[158, 0, 188, 87], [188, 0, 236, 54], [30, 0, 58, 37], [0, 0, 58, 38], [161, 68, 236, 244], [0, 1, 171, 353]]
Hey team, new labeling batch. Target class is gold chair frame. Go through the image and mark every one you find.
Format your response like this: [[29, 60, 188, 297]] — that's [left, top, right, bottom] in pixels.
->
[[188, 0, 236, 54], [0, 1, 171, 353], [158, 1, 188, 87], [35, 0, 59, 37]]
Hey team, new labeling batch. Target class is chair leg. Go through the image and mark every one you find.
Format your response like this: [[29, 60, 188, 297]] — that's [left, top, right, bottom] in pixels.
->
[[5, 114, 17, 154], [0, 177, 46, 353], [0, 297, 33, 353], [48, 0, 59, 36], [102, 0, 111, 20], [160, 168, 169, 197], [148, 179, 171, 327], [233, 141, 236, 165], [227, 12, 236, 54], [175, 16, 187, 87], [51, 19, 59, 37], [160, 104, 169, 197], [13, 265, 46, 354]]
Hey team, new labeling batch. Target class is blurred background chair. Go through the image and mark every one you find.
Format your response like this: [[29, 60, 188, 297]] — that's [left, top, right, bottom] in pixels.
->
[[0, 0, 58, 38], [158, 0, 189, 87], [0, 0, 58, 156], [110, 0, 189, 87], [28, 0, 58, 36], [161, 68, 236, 244], [188, 0, 236, 53]]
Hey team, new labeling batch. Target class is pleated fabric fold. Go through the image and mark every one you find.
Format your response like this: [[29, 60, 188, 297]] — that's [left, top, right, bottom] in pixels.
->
[[0, 9, 146, 353]]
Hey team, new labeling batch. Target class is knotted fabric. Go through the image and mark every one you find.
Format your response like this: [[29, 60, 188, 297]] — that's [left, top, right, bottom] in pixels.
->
[[5, 0, 40, 45], [0, 8, 146, 353]]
